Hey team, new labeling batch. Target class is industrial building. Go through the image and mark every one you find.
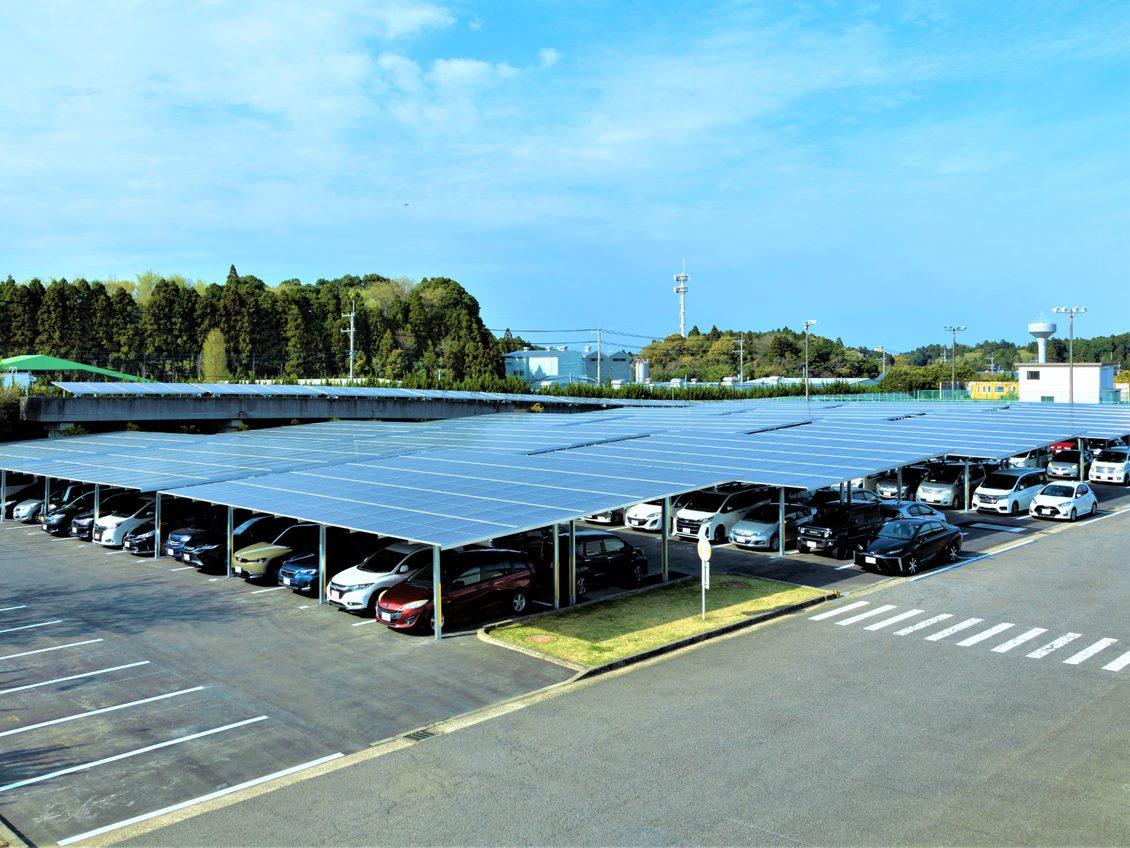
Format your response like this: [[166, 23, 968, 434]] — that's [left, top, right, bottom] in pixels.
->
[[503, 348, 587, 386], [584, 349, 633, 384], [1018, 362, 1117, 404]]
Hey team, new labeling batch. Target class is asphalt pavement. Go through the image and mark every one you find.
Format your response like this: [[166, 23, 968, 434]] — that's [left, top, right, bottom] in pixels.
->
[[129, 507, 1130, 846]]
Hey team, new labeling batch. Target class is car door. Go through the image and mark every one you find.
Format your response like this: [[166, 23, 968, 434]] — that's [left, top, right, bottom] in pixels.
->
[[445, 563, 485, 621], [600, 537, 629, 573], [1017, 473, 1042, 509], [1074, 484, 1093, 512], [580, 538, 606, 574]]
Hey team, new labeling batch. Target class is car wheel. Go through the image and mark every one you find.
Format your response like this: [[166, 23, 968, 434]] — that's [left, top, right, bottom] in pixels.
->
[[945, 543, 959, 563], [1090, 501, 1098, 516], [575, 575, 589, 598], [712, 525, 726, 544], [1069, 508, 1077, 522], [1009, 500, 1019, 515], [631, 562, 646, 584], [832, 544, 846, 560], [511, 591, 529, 614], [905, 556, 918, 575], [768, 533, 779, 551]]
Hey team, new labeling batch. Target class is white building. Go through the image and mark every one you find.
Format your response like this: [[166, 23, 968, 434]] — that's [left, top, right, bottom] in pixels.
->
[[504, 348, 588, 386], [1017, 362, 1116, 404], [584, 349, 633, 384]]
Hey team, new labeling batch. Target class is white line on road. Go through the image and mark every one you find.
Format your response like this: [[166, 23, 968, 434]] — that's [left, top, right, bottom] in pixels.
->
[[351, 619, 376, 627], [250, 586, 286, 594], [169, 566, 193, 572], [1102, 650, 1130, 672], [1027, 633, 1082, 659], [0, 686, 207, 739], [833, 562, 857, 571], [836, 604, 897, 626], [0, 661, 150, 696], [924, 618, 985, 641], [894, 613, 953, 636], [808, 601, 869, 621], [0, 605, 28, 613], [0, 638, 103, 661], [0, 619, 62, 635], [0, 715, 269, 793], [1062, 638, 1118, 665], [864, 609, 925, 631], [991, 628, 1047, 653], [57, 752, 344, 846], [956, 622, 1015, 647]]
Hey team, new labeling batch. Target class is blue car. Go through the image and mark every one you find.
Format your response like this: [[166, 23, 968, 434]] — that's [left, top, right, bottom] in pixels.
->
[[277, 553, 319, 591], [277, 531, 389, 595]]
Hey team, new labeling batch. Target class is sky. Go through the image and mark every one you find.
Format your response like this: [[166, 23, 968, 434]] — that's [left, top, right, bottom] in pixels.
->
[[1, 0, 1127, 352]]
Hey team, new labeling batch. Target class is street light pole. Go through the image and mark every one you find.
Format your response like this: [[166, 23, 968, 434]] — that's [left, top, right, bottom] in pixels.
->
[[943, 325, 966, 398], [802, 319, 817, 402], [1052, 306, 1087, 405], [341, 298, 356, 382], [874, 346, 886, 379]]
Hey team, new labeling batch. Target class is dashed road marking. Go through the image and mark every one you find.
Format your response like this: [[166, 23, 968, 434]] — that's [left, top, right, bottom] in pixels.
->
[[0, 618, 63, 635], [808, 600, 870, 621], [836, 604, 897, 626], [1063, 638, 1118, 666], [956, 622, 1014, 647], [1027, 633, 1082, 659], [864, 609, 924, 631], [1102, 650, 1130, 672], [925, 617, 985, 641], [0, 686, 207, 739], [894, 613, 954, 636], [992, 628, 1047, 653], [0, 605, 28, 613], [250, 586, 286, 595]]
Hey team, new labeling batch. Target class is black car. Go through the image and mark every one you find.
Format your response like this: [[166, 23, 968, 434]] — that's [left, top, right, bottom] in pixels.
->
[[67, 491, 135, 541], [41, 490, 99, 536], [559, 529, 649, 587], [178, 513, 294, 572], [123, 504, 216, 556], [798, 487, 882, 508], [796, 502, 886, 559], [854, 518, 962, 575]]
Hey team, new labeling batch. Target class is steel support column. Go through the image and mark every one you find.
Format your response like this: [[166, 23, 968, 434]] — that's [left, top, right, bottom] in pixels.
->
[[0, 470, 6, 523], [93, 484, 101, 526], [661, 498, 670, 583], [432, 545, 443, 640], [225, 506, 234, 578], [552, 522, 560, 610], [896, 467, 904, 499], [568, 520, 577, 606], [318, 524, 327, 604], [963, 460, 971, 510], [778, 488, 786, 556], [44, 477, 50, 513], [1078, 437, 1086, 483], [153, 493, 162, 559]]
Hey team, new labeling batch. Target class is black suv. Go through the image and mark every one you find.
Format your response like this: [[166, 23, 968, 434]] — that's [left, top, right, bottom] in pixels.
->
[[796, 502, 886, 559], [561, 529, 650, 587]]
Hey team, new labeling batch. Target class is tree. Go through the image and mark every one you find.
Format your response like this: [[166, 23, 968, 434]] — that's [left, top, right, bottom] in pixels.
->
[[201, 328, 229, 380]]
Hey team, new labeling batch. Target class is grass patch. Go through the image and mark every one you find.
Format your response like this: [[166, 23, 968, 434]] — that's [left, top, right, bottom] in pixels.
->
[[492, 575, 825, 667]]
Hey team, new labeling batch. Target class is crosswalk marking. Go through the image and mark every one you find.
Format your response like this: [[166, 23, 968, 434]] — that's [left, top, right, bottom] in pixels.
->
[[1027, 633, 1082, 659], [1062, 638, 1118, 665], [956, 622, 1014, 647], [925, 618, 984, 641], [864, 609, 925, 631], [992, 628, 1047, 653], [836, 605, 897, 626], [894, 613, 953, 636], [808, 601, 870, 621], [1102, 650, 1130, 672]]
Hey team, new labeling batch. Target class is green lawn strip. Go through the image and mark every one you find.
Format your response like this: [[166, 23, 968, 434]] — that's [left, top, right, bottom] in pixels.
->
[[492, 575, 825, 667]]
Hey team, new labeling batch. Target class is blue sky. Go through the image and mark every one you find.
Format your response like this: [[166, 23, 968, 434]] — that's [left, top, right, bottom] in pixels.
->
[[1, 0, 1127, 352]]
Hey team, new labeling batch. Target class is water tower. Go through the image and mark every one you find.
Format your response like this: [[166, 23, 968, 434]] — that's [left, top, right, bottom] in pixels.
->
[[1028, 314, 1057, 364]]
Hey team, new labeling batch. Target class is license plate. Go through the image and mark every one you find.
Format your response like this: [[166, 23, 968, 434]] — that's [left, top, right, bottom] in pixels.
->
[[379, 611, 392, 621], [124, 543, 132, 550], [182, 552, 192, 561], [865, 555, 876, 564], [283, 577, 292, 586], [166, 547, 176, 557], [233, 566, 242, 574], [41, 523, 47, 530]]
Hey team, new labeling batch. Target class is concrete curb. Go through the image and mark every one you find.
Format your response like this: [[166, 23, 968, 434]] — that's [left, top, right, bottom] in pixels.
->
[[0, 815, 30, 848]]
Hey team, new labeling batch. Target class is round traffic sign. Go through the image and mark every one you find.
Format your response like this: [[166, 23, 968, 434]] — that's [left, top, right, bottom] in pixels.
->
[[697, 536, 713, 562]]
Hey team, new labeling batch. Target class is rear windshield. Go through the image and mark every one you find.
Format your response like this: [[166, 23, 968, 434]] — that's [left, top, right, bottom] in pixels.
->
[[982, 473, 1019, 490], [878, 521, 919, 539], [1042, 484, 1075, 498], [924, 466, 962, 483], [1095, 449, 1128, 462], [683, 493, 727, 512]]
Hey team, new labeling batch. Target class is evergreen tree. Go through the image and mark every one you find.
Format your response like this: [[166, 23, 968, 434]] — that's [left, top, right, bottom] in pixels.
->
[[201, 328, 229, 380]]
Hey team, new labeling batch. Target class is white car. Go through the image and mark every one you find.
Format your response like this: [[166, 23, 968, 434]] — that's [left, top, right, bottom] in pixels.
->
[[2, 480, 37, 519], [92, 496, 156, 546], [583, 508, 625, 525], [624, 496, 691, 532], [1029, 482, 1098, 521], [972, 469, 1047, 515], [1008, 448, 1052, 469], [674, 485, 768, 543], [916, 463, 988, 508], [327, 541, 429, 613], [11, 483, 88, 523], [1089, 448, 1130, 485], [12, 497, 44, 523]]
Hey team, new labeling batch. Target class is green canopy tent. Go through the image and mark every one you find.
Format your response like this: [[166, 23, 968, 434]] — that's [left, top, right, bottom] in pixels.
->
[[0, 354, 145, 382]]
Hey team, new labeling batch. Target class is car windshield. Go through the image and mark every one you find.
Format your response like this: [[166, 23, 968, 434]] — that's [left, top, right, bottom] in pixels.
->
[[358, 548, 413, 574], [1042, 484, 1075, 498], [743, 504, 780, 522], [61, 492, 95, 509], [272, 525, 312, 546], [924, 466, 962, 483], [233, 517, 265, 535], [1095, 449, 1128, 462], [982, 473, 1019, 490], [1052, 451, 1080, 462], [878, 521, 919, 540], [684, 493, 727, 511]]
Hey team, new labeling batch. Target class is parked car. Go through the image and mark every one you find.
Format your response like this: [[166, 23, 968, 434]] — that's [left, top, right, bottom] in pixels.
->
[[1029, 482, 1099, 521], [796, 502, 886, 559], [122, 521, 156, 555], [68, 490, 137, 541], [972, 469, 1047, 516], [799, 487, 882, 507], [916, 462, 990, 508], [14, 483, 90, 523], [559, 529, 650, 586], [1, 476, 36, 519], [1046, 450, 1091, 480], [232, 522, 319, 582], [123, 504, 214, 556], [1089, 447, 1130, 485], [878, 500, 945, 521], [40, 490, 101, 536], [277, 531, 391, 594], [327, 541, 432, 613], [674, 484, 768, 543], [624, 495, 690, 532], [376, 548, 535, 632], [583, 508, 625, 526], [1050, 440, 1076, 455], [1008, 448, 1052, 469], [728, 503, 817, 551], [93, 495, 156, 547], [874, 466, 929, 500], [854, 518, 962, 575], [176, 514, 293, 571]]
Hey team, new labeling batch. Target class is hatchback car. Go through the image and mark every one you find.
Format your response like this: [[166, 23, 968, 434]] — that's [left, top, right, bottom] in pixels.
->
[[1029, 482, 1099, 521], [972, 469, 1047, 515], [878, 500, 945, 521], [583, 508, 625, 526], [1008, 448, 1052, 469], [624, 495, 691, 532], [92, 496, 156, 547], [40, 490, 99, 536], [327, 541, 432, 613], [1046, 450, 1091, 480], [674, 485, 768, 543], [873, 466, 929, 500], [376, 548, 535, 632], [560, 529, 649, 586], [177, 514, 294, 571], [854, 518, 962, 575], [232, 522, 319, 582], [277, 532, 391, 595], [1089, 448, 1130, 485], [728, 503, 817, 551], [916, 463, 989, 508], [2, 477, 37, 519]]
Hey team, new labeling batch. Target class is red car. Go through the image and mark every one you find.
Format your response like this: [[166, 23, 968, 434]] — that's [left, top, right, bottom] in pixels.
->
[[1051, 441, 1076, 454], [376, 548, 535, 632]]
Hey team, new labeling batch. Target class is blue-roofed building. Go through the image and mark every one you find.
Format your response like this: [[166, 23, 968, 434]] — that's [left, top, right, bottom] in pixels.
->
[[504, 348, 589, 387]]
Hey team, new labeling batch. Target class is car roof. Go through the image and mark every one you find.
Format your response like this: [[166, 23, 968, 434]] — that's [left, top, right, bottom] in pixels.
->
[[985, 467, 1037, 477]]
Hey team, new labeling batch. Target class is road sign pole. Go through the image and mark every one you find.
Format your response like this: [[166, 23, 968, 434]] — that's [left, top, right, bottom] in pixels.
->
[[697, 536, 712, 621]]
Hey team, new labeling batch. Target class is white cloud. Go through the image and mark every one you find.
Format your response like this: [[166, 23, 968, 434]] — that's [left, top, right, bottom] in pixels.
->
[[538, 47, 561, 68]]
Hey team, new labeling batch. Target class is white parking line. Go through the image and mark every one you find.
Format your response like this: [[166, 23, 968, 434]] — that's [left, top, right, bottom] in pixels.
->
[[57, 752, 344, 846], [0, 661, 150, 695], [0, 686, 207, 739], [0, 605, 28, 613], [0, 715, 269, 793], [0, 619, 62, 635], [1062, 638, 1118, 665], [836, 604, 897, 626], [924, 618, 985, 641], [991, 628, 1047, 653], [863, 609, 924, 631], [956, 622, 1014, 647], [893, 613, 953, 636], [808, 601, 870, 621], [1027, 633, 1082, 659], [0, 638, 103, 661], [250, 586, 286, 594], [169, 566, 193, 572], [351, 619, 376, 627], [1102, 650, 1130, 672]]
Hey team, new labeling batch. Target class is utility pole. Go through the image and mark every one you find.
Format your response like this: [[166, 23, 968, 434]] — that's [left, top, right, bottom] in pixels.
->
[[802, 319, 817, 403], [596, 328, 602, 385], [739, 335, 744, 385], [874, 346, 887, 379], [1052, 306, 1087, 405], [943, 325, 966, 397], [341, 299, 356, 381], [988, 352, 996, 374]]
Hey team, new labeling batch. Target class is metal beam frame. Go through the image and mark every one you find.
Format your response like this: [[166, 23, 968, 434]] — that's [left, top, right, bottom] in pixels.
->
[[153, 493, 162, 559], [568, 520, 577, 606], [661, 498, 670, 582], [93, 484, 101, 526], [318, 524, 327, 604], [432, 544, 443, 640], [1078, 437, 1086, 482], [778, 487, 786, 556], [0, 469, 6, 523], [552, 522, 560, 610], [225, 506, 234, 578], [963, 459, 971, 511]]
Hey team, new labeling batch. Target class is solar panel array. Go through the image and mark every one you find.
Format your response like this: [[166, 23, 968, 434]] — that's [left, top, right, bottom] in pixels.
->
[[4, 399, 1130, 548]]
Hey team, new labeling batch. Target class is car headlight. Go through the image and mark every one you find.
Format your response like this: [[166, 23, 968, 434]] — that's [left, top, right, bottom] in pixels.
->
[[402, 599, 429, 610], [133, 531, 155, 540], [338, 583, 374, 593]]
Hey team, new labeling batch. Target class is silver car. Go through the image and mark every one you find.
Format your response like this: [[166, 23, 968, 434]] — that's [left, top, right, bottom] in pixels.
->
[[1047, 450, 1090, 480]]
